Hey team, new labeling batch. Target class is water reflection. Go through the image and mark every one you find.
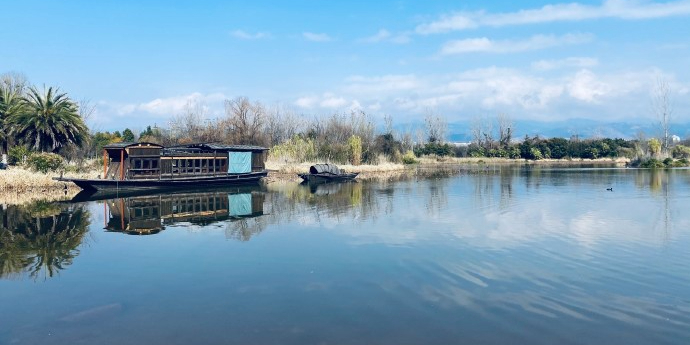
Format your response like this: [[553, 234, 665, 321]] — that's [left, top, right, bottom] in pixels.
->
[[104, 189, 265, 238], [1, 167, 689, 344], [0, 202, 90, 280]]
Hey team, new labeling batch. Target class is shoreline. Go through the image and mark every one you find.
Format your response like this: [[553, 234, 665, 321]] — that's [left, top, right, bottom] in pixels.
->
[[0, 158, 630, 205]]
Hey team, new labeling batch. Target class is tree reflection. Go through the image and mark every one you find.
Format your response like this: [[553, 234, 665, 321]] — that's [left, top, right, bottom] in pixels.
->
[[0, 202, 90, 280]]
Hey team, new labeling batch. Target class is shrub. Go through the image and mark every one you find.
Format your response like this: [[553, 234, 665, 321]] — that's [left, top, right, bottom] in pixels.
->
[[663, 157, 674, 167], [26, 152, 64, 173], [402, 150, 417, 164], [8, 146, 31, 165], [269, 136, 317, 162], [639, 158, 664, 169], [672, 145, 690, 159], [348, 135, 362, 166]]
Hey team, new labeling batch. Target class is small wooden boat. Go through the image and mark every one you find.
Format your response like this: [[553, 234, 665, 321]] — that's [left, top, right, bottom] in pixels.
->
[[55, 142, 269, 192], [298, 164, 358, 183]]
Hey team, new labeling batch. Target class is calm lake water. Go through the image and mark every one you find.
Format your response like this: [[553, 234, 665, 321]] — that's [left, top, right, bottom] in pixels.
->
[[2, 166, 690, 345]]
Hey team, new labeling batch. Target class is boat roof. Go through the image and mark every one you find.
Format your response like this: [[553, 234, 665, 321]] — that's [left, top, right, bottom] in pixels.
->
[[102, 142, 267, 152], [166, 143, 268, 152], [103, 142, 163, 149]]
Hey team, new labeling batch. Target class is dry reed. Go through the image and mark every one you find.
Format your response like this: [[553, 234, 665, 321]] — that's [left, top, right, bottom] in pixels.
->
[[0, 167, 99, 205]]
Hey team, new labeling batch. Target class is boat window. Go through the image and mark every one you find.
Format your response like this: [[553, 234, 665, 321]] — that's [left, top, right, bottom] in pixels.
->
[[134, 159, 142, 169], [143, 160, 150, 169], [152, 160, 158, 169]]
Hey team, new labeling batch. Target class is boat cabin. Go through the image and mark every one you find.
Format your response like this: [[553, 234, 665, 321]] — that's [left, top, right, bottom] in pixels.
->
[[102, 142, 268, 180]]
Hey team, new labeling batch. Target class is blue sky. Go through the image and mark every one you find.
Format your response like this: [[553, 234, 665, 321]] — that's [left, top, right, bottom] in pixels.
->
[[2, 0, 689, 132]]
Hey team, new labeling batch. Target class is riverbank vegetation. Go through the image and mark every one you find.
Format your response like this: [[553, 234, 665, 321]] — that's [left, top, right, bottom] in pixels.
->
[[2, 72, 688, 184]]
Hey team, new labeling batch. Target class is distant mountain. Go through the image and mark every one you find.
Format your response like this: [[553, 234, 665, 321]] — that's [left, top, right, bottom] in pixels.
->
[[394, 119, 690, 143]]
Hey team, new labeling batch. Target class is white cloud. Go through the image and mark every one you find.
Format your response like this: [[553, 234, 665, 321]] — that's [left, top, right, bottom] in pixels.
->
[[567, 69, 611, 102], [359, 29, 411, 44], [302, 32, 333, 42], [295, 96, 318, 108], [416, 0, 690, 34], [230, 30, 270, 40], [319, 93, 347, 108], [532, 57, 599, 71], [116, 92, 227, 117], [360, 29, 391, 43], [344, 74, 421, 94], [440, 33, 593, 55], [317, 67, 687, 122]]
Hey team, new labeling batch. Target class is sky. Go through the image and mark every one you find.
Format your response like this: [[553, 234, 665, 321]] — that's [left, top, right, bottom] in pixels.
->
[[2, 0, 689, 134]]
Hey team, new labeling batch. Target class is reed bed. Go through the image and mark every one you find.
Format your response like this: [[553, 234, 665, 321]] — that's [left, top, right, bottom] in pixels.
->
[[0, 167, 99, 205]]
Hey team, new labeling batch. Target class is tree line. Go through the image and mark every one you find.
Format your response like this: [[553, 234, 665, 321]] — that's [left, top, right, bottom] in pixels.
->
[[2, 72, 687, 171]]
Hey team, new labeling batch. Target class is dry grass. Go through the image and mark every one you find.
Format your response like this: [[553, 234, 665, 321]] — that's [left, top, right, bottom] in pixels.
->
[[0, 166, 100, 205]]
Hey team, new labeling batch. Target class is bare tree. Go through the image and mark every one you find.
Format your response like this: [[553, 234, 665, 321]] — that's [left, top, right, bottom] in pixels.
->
[[497, 113, 513, 147], [383, 114, 393, 135], [169, 100, 207, 144], [652, 77, 673, 155], [224, 96, 266, 145], [77, 98, 96, 126], [265, 104, 303, 146], [470, 115, 494, 149], [470, 116, 483, 146], [424, 109, 447, 143]]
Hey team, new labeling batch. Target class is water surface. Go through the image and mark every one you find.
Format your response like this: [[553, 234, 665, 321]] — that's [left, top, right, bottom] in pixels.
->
[[1, 167, 689, 345]]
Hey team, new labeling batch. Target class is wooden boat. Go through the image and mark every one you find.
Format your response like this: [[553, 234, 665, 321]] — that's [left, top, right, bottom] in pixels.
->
[[298, 164, 358, 183], [55, 142, 269, 192]]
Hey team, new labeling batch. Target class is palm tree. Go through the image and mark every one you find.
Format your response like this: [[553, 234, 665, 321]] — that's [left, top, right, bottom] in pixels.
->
[[0, 73, 27, 154], [9, 86, 88, 153]]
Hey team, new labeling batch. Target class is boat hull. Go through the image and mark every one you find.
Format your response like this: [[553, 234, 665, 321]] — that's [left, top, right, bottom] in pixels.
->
[[298, 173, 358, 183], [55, 171, 267, 192]]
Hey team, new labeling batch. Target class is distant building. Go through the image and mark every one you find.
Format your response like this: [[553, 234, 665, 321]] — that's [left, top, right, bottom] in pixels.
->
[[672, 135, 681, 144]]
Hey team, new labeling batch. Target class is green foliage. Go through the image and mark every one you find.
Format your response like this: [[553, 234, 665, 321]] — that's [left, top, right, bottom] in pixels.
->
[[529, 147, 543, 160], [487, 148, 509, 158], [583, 147, 599, 159], [545, 138, 569, 159], [648, 138, 661, 156], [269, 136, 317, 162], [122, 128, 135, 142], [639, 158, 664, 168], [508, 146, 521, 159], [10, 86, 87, 153], [25, 152, 64, 173], [402, 150, 418, 164], [414, 142, 453, 157], [672, 145, 690, 159], [374, 133, 402, 158], [8, 145, 31, 165], [348, 135, 362, 165], [663, 157, 674, 167], [467, 144, 484, 157]]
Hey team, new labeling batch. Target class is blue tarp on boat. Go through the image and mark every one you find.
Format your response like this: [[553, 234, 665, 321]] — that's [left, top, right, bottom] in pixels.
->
[[228, 152, 252, 173]]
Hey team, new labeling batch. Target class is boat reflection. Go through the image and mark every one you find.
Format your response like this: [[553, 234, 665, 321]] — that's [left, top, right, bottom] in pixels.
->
[[104, 188, 265, 235]]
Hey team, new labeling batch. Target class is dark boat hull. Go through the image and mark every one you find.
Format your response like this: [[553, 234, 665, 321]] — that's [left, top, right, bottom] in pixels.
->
[[298, 172, 358, 183], [55, 171, 267, 192]]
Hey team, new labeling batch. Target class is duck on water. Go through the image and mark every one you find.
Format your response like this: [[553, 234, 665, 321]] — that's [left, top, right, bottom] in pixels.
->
[[55, 142, 269, 192]]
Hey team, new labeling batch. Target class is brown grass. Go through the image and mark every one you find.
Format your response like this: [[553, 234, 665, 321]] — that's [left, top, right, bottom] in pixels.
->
[[0, 166, 100, 205]]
